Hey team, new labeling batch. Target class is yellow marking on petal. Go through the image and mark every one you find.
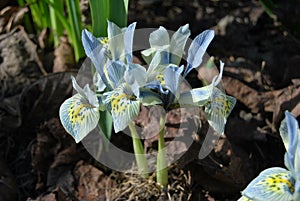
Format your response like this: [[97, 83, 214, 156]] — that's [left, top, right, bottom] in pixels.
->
[[155, 74, 165, 85], [68, 102, 94, 125], [214, 97, 231, 114], [110, 89, 137, 115], [239, 197, 252, 201], [100, 37, 109, 45], [258, 173, 295, 193]]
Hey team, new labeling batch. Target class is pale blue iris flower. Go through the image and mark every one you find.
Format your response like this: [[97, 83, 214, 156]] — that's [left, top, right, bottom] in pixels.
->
[[81, 21, 136, 91], [239, 111, 300, 201], [79, 21, 160, 133], [165, 61, 236, 134], [142, 26, 235, 135], [59, 21, 140, 142]]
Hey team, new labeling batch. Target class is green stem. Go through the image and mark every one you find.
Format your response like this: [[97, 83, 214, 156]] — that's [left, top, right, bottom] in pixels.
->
[[128, 122, 149, 178], [156, 116, 168, 187]]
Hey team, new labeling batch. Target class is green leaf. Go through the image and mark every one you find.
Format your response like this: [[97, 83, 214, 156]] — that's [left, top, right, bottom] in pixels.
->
[[258, 0, 275, 18], [66, 0, 85, 61], [49, 0, 64, 46], [89, 0, 110, 37], [109, 0, 128, 28]]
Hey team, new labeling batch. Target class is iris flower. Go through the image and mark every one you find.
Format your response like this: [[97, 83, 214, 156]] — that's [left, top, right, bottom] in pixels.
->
[[59, 76, 100, 143], [59, 21, 235, 143], [59, 21, 139, 142], [239, 111, 300, 201], [142, 26, 235, 135]]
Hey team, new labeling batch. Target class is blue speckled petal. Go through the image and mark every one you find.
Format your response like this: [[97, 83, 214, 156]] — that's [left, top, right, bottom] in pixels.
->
[[241, 167, 294, 201], [59, 93, 100, 143], [185, 30, 214, 76]]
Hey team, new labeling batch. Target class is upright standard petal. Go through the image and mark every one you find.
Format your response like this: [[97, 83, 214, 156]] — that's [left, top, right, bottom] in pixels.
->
[[142, 26, 170, 64], [82, 29, 101, 56], [241, 167, 294, 201], [185, 30, 214, 77], [164, 65, 184, 99], [107, 20, 125, 61], [124, 22, 137, 63], [149, 26, 169, 48], [169, 24, 191, 65], [82, 29, 105, 71], [59, 93, 100, 143], [106, 60, 126, 88]]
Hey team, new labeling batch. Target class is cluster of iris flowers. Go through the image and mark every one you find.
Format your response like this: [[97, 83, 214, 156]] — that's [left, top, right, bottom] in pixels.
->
[[59, 21, 236, 185], [59, 21, 235, 142]]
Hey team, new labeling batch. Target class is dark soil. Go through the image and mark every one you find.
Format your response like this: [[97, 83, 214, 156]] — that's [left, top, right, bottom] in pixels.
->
[[0, 0, 300, 201]]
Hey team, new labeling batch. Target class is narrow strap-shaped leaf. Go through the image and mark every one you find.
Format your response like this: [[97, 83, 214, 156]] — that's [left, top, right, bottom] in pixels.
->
[[89, 0, 109, 37]]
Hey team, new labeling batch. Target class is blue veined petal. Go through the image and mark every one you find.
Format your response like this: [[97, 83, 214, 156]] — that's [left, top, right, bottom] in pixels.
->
[[106, 60, 126, 88], [124, 63, 147, 97], [103, 84, 140, 133], [164, 65, 184, 98], [124, 22, 137, 63], [280, 111, 299, 173], [59, 93, 100, 143], [107, 20, 125, 61], [82, 29, 101, 57], [185, 30, 215, 77], [169, 24, 191, 65], [241, 167, 294, 201], [82, 29, 106, 73], [204, 88, 236, 134]]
